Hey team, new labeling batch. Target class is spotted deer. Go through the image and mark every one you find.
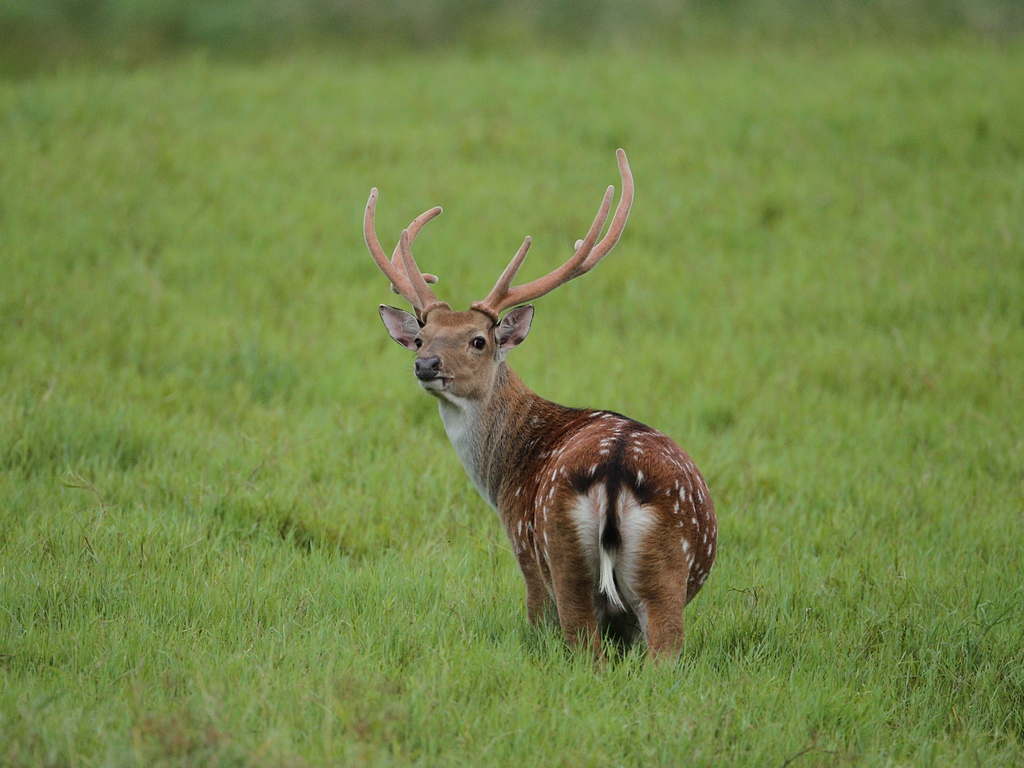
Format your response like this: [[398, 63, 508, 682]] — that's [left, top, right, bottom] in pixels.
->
[[365, 150, 716, 659]]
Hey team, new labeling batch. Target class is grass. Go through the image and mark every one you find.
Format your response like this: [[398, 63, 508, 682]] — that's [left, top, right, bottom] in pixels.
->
[[1, 43, 1023, 766]]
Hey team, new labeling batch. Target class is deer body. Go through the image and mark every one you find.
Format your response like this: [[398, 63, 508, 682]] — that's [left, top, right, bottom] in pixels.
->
[[366, 151, 716, 659]]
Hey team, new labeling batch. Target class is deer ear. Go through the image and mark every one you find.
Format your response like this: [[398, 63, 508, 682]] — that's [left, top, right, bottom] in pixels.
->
[[496, 305, 534, 352], [380, 305, 421, 350]]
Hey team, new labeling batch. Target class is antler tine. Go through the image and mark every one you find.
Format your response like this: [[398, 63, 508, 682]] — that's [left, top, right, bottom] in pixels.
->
[[575, 148, 633, 273], [474, 185, 612, 316], [489, 236, 532, 299], [366, 190, 446, 310], [506, 185, 611, 305], [389, 206, 441, 294], [397, 228, 448, 318], [365, 188, 423, 309], [475, 150, 633, 318], [469, 234, 533, 322]]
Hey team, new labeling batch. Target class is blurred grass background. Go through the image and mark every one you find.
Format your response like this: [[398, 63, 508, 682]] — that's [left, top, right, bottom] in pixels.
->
[[2, 0, 1024, 75], [2, 1, 1024, 765]]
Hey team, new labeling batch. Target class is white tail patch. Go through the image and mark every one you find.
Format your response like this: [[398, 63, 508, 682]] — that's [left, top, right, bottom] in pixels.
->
[[566, 484, 625, 612], [606, 489, 655, 617]]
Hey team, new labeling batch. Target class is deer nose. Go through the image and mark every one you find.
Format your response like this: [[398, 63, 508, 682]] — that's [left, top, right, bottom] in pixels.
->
[[414, 357, 441, 380]]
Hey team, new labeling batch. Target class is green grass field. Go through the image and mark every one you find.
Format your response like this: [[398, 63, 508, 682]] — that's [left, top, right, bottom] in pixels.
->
[[2, 43, 1023, 766]]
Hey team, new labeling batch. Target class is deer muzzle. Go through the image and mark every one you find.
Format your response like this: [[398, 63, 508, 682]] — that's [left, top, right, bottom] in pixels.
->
[[414, 357, 442, 381]]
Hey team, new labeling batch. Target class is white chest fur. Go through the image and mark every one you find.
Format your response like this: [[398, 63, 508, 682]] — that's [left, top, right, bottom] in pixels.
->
[[437, 395, 496, 512]]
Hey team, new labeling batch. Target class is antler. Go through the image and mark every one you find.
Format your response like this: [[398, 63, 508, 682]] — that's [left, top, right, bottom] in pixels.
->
[[471, 148, 633, 322], [364, 190, 450, 318]]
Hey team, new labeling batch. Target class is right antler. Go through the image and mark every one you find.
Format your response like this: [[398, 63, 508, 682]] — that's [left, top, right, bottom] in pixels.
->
[[470, 148, 633, 322], [365, 190, 450, 319]]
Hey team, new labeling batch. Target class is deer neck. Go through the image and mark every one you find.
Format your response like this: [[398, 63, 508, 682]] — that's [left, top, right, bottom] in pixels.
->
[[435, 363, 548, 515]]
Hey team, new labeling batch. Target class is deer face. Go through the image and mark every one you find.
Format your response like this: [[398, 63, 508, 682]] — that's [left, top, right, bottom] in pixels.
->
[[366, 149, 630, 399], [380, 305, 534, 401]]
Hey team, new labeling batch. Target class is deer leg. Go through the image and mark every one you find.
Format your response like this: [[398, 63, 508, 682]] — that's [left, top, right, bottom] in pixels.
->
[[636, 554, 690, 661], [522, 565, 556, 626], [549, 564, 601, 658], [512, 538, 556, 626], [643, 589, 687, 661]]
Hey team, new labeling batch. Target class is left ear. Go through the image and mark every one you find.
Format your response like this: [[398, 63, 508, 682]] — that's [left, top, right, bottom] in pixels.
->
[[380, 304, 422, 350], [496, 304, 534, 352]]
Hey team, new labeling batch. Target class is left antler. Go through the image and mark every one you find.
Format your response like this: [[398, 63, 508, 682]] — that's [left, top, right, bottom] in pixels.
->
[[389, 206, 441, 294], [470, 148, 633, 322], [364, 191, 450, 319]]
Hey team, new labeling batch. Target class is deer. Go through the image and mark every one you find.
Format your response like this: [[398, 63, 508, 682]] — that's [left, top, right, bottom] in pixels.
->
[[365, 149, 716, 660]]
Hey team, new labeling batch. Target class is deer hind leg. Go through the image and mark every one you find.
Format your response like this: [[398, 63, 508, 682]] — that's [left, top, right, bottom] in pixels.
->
[[642, 584, 688, 660], [550, 565, 601, 658], [544, 493, 603, 658], [634, 533, 691, 661]]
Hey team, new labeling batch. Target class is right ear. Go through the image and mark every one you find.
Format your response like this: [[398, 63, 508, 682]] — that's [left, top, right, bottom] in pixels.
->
[[496, 304, 534, 352], [379, 305, 421, 350]]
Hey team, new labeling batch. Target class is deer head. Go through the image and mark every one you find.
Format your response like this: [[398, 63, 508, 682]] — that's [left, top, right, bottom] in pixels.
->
[[362, 150, 717, 661], [368, 149, 633, 403]]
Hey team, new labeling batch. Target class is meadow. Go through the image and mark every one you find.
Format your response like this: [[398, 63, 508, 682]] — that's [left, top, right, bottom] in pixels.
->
[[1, 42, 1023, 766]]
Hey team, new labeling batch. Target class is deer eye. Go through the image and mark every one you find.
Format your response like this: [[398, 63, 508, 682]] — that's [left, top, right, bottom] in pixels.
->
[[414, 338, 423, 349], [471, 337, 486, 350]]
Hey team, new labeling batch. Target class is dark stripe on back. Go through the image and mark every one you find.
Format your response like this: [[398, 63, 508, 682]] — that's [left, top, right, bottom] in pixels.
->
[[600, 435, 627, 551], [622, 470, 658, 507], [559, 416, 659, 550]]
